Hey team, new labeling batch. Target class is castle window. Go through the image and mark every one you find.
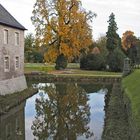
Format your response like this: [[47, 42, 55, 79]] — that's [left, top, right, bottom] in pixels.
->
[[15, 32, 19, 45], [4, 29, 8, 44], [4, 56, 10, 72], [15, 56, 20, 69]]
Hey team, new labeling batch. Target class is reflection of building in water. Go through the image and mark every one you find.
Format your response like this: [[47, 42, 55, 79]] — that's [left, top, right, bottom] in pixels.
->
[[0, 102, 25, 140]]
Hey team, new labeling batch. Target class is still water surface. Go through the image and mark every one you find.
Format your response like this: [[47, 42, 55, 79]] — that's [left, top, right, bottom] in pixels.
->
[[25, 83, 107, 140], [0, 82, 109, 140]]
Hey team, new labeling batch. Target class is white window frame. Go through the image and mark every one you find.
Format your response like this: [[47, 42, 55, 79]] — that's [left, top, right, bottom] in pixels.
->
[[4, 29, 8, 44], [15, 56, 20, 70], [15, 32, 20, 46], [4, 56, 10, 72]]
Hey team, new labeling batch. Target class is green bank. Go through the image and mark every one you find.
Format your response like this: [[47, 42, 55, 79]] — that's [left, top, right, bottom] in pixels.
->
[[122, 69, 140, 138]]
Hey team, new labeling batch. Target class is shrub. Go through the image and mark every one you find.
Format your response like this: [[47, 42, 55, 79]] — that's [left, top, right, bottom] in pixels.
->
[[107, 48, 126, 72], [80, 54, 106, 70], [80, 55, 88, 69], [55, 54, 68, 70]]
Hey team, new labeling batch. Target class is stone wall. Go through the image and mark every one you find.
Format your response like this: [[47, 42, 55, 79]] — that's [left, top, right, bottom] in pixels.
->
[[0, 25, 26, 95], [0, 25, 24, 80], [0, 75, 27, 95], [25, 73, 122, 84]]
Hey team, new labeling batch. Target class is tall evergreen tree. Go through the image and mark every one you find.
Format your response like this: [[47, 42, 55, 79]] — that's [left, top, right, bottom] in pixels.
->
[[106, 13, 125, 72], [106, 13, 121, 52]]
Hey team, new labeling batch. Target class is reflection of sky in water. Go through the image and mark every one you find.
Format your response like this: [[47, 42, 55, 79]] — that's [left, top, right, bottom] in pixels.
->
[[89, 92, 105, 140], [25, 84, 106, 140], [78, 91, 105, 140], [25, 90, 48, 140], [25, 93, 39, 140]]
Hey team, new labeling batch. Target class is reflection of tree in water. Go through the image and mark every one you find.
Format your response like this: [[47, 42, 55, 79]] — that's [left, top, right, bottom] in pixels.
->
[[31, 83, 94, 140], [102, 83, 129, 140]]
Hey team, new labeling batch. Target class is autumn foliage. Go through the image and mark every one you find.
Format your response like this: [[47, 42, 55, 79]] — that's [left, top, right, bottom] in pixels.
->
[[31, 0, 95, 63], [122, 31, 136, 51]]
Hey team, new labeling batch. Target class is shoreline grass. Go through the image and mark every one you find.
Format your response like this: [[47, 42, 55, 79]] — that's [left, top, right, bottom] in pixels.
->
[[122, 69, 140, 130], [24, 63, 122, 77]]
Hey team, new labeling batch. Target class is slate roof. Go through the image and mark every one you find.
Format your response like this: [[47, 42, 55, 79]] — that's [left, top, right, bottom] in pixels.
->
[[0, 4, 26, 30]]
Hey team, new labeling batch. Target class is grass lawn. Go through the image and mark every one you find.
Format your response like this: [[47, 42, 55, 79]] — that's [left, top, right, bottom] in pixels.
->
[[67, 69, 122, 77], [122, 69, 140, 129], [24, 63, 55, 73], [24, 63, 122, 77]]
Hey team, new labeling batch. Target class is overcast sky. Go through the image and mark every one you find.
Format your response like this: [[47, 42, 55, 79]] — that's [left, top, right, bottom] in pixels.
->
[[0, 0, 140, 40]]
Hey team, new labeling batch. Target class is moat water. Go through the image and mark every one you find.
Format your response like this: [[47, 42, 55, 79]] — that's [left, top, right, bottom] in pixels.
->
[[0, 81, 130, 140]]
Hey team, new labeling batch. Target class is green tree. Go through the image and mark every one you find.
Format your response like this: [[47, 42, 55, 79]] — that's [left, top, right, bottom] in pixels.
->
[[55, 54, 68, 70], [106, 13, 121, 52], [106, 13, 125, 71], [24, 33, 44, 63], [107, 48, 126, 72], [135, 38, 140, 65], [80, 35, 107, 71], [96, 35, 108, 59], [24, 33, 35, 62], [80, 53, 106, 70]]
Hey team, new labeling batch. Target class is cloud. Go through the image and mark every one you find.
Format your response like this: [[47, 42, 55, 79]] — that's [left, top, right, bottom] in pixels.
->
[[0, 0, 36, 33], [0, 0, 140, 39], [81, 0, 140, 39]]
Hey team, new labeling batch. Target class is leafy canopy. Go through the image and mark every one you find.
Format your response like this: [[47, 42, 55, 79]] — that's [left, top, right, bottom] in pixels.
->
[[122, 30, 137, 51], [31, 0, 96, 62]]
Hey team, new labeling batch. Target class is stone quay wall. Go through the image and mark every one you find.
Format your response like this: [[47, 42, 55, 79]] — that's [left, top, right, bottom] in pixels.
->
[[0, 75, 27, 95]]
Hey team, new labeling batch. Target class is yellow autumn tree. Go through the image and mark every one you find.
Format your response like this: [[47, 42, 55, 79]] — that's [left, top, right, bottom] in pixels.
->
[[122, 31, 137, 51], [31, 0, 95, 64]]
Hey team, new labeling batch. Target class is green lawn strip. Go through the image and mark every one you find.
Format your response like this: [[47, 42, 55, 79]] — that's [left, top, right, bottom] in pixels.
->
[[67, 63, 80, 69], [71, 69, 121, 75], [24, 63, 79, 73], [122, 69, 140, 129], [24, 63, 55, 73], [24, 63, 122, 77], [25, 67, 54, 73], [52, 69, 122, 77], [25, 63, 79, 68], [51, 73, 122, 77]]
